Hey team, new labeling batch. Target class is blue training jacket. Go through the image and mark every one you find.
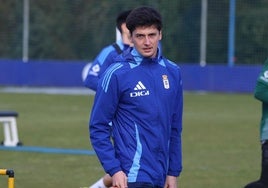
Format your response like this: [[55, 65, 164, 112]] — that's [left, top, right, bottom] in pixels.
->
[[84, 40, 129, 91], [89, 47, 183, 187]]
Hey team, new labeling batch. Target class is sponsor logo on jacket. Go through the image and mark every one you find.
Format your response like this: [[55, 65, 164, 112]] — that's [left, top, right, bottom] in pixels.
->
[[130, 81, 150, 97]]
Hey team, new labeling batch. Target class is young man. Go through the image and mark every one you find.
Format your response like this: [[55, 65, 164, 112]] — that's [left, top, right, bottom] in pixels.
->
[[84, 10, 132, 91], [244, 59, 268, 188], [88, 10, 132, 188], [89, 6, 183, 188]]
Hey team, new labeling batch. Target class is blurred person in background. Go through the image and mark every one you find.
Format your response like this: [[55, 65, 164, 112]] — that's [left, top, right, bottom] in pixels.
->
[[84, 10, 133, 91], [245, 58, 268, 188]]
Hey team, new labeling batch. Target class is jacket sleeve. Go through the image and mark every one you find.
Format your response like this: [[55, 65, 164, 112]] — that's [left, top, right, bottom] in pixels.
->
[[84, 46, 116, 91], [89, 64, 122, 176], [168, 67, 183, 177], [84, 52, 103, 91], [84, 67, 99, 91], [255, 81, 268, 103], [254, 60, 268, 103]]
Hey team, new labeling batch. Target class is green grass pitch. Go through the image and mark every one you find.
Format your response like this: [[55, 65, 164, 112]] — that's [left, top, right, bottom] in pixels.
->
[[0, 91, 262, 187]]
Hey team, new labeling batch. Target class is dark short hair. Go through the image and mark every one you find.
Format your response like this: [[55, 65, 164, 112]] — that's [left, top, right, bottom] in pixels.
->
[[126, 6, 162, 34], [116, 10, 132, 33]]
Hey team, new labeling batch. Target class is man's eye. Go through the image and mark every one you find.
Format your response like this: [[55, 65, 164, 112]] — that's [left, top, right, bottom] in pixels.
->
[[136, 35, 144, 39], [149, 34, 156, 37]]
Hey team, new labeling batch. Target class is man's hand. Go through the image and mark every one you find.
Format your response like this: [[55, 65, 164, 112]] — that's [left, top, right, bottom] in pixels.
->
[[111, 171, 127, 188], [164, 175, 178, 188]]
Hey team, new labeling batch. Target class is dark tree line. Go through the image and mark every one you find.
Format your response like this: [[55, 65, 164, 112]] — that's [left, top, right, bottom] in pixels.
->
[[0, 0, 267, 64]]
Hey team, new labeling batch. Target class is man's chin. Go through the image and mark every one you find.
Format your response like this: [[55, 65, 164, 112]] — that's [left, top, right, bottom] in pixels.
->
[[142, 52, 154, 58]]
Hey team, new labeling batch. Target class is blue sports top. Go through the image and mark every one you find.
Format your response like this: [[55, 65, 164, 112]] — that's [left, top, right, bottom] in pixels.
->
[[89, 47, 183, 187], [84, 40, 129, 91]]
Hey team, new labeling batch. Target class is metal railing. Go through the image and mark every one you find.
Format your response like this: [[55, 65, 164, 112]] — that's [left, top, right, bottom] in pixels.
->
[[0, 169, 15, 188]]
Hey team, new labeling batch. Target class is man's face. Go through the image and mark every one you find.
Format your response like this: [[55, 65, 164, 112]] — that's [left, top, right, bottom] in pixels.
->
[[131, 25, 162, 58]]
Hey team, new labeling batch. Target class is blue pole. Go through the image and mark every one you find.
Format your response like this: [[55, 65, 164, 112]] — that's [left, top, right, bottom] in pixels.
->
[[228, 0, 236, 67]]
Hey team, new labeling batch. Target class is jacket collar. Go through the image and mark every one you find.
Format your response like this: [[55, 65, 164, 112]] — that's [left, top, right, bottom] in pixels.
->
[[115, 45, 163, 68], [130, 47, 162, 64]]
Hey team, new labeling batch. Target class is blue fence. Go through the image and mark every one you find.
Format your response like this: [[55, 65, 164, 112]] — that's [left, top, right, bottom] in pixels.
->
[[180, 64, 261, 93], [0, 59, 87, 87], [0, 59, 261, 93]]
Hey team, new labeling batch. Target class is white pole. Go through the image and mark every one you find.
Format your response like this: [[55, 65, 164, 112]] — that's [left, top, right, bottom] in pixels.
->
[[228, 0, 236, 67], [200, 0, 207, 67], [22, 0, 29, 63]]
